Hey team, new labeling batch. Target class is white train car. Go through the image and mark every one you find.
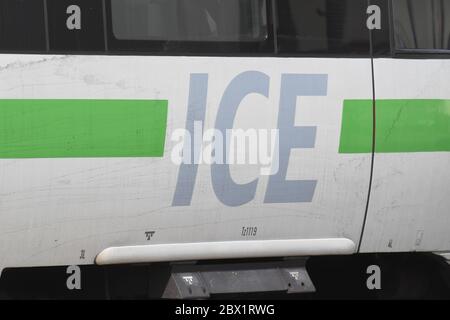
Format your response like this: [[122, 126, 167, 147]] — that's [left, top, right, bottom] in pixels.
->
[[0, 0, 449, 298]]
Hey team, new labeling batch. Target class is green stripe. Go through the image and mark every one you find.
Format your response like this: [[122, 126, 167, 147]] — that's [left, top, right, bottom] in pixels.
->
[[339, 99, 450, 153], [339, 100, 373, 153], [0, 100, 168, 158]]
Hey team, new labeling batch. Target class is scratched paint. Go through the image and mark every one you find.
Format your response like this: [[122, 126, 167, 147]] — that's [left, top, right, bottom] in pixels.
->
[[0, 54, 448, 271], [339, 99, 450, 153], [0, 99, 168, 158], [0, 55, 372, 270]]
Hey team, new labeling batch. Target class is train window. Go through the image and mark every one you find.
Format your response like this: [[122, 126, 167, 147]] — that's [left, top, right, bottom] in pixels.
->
[[0, 0, 47, 52], [392, 0, 450, 51], [46, 0, 105, 52], [111, 0, 267, 42], [106, 0, 273, 54], [276, 0, 370, 56]]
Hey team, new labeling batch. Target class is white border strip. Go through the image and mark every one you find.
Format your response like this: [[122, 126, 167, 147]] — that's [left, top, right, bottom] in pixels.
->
[[96, 238, 356, 265]]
